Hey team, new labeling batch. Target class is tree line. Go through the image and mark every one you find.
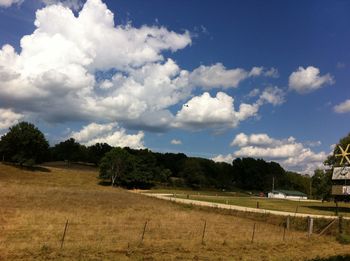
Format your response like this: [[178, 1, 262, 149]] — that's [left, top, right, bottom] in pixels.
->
[[1, 121, 344, 199]]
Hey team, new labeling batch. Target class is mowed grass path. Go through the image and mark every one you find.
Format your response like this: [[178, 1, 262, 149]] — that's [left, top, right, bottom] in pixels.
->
[[1, 163, 350, 261], [148, 189, 350, 217]]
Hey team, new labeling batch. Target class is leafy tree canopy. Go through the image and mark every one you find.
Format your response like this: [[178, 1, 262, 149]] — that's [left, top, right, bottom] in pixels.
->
[[0, 121, 49, 166], [87, 143, 112, 165], [99, 147, 134, 187], [311, 169, 332, 200], [51, 138, 87, 162]]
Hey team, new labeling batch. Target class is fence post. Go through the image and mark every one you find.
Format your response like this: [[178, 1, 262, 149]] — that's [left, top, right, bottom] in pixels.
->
[[339, 216, 343, 235], [251, 223, 256, 243], [294, 205, 299, 216], [256, 201, 260, 209], [60, 219, 69, 249], [307, 216, 313, 238], [140, 220, 148, 245], [201, 220, 207, 245], [286, 215, 290, 230]]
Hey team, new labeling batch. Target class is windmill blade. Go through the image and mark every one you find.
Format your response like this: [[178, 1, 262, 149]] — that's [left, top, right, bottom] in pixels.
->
[[345, 155, 350, 164], [339, 145, 345, 154]]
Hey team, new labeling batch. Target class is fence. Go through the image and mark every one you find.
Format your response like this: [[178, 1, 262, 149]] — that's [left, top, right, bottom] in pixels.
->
[[1, 215, 342, 251]]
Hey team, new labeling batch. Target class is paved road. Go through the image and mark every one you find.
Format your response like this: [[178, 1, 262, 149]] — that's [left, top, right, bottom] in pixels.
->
[[141, 193, 349, 220]]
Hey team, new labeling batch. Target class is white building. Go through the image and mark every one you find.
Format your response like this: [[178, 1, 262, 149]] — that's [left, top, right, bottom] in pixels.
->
[[268, 190, 307, 200]]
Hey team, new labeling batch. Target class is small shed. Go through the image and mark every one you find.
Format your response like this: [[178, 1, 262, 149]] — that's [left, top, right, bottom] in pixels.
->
[[268, 190, 307, 200]]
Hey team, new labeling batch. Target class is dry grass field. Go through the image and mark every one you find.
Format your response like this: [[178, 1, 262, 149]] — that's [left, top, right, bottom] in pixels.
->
[[1, 163, 350, 261]]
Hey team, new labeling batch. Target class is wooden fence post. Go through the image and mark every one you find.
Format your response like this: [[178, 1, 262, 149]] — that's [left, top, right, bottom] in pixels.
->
[[307, 216, 313, 238], [140, 220, 148, 245], [60, 219, 69, 249], [286, 215, 290, 230], [339, 216, 343, 235], [251, 223, 256, 243], [294, 205, 299, 216], [201, 220, 207, 245]]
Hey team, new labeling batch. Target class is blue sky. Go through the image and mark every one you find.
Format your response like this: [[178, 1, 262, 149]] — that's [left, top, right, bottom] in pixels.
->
[[0, 0, 349, 174]]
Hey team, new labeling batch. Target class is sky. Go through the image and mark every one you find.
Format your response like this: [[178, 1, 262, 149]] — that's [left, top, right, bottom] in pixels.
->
[[0, 0, 349, 174]]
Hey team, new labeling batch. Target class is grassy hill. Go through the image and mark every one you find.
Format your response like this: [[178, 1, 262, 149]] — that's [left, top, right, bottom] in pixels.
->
[[1, 163, 349, 261]]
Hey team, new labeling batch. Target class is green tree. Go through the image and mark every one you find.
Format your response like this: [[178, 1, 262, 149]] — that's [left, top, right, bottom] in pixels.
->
[[180, 158, 207, 189], [87, 143, 112, 165], [311, 169, 332, 200], [0, 122, 49, 166], [282, 171, 309, 194], [51, 138, 87, 163], [99, 148, 163, 189], [99, 147, 134, 187], [232, 158, 286, 191]]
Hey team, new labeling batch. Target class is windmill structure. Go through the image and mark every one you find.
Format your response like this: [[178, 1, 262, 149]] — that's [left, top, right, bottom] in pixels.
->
[[332, 144, 350, 202]]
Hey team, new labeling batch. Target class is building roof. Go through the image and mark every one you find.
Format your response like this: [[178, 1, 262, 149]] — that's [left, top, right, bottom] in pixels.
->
[[272, 190, 307, 197]]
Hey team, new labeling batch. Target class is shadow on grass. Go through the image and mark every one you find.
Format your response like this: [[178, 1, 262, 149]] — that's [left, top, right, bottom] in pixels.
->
[[31, 166, 51, 172], [308, 255, 350, 261], [3, 162, 51, 172], [98, 180, 112, 186], [306, 205, 350, 214]]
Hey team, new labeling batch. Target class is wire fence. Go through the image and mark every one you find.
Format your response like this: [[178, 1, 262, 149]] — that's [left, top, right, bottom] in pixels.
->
[[0, 216, 317, 251]]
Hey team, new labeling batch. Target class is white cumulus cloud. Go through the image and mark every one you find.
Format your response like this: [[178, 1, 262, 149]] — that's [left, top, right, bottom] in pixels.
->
[[70, 122, 144, 149], [257, 86, 285, 106], [188, 65, 278, 90], [0, 0, 22, 7], [0, 0, 192, 127], [334, 99, 350, 113], [264, 67, 279, 78], [247, 88, 260, 98], [289, 66, 334, 94], [171, 139, 182, 145], [212, 154, 234, 164], [248, 66, 264, 77], [41, 0, 83, 11], [174, 85, 285, 131], [214, 132, 328, 174], [189, 63, 250, 89], [230, 132, 283, 147], [174, 92, 259, 130], [0, 0, 286, 133], [0, 108, 23, 130]]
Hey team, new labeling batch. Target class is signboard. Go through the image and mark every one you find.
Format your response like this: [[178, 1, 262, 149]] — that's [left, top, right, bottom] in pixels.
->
[[343, 186, 350, 195], [332, 166, 350, 180], [332, 185, 350, 195], [332, 144, 350, 198]]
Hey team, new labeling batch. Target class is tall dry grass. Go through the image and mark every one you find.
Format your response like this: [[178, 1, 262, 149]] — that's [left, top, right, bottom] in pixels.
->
[[1, 163, 349, 261]]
